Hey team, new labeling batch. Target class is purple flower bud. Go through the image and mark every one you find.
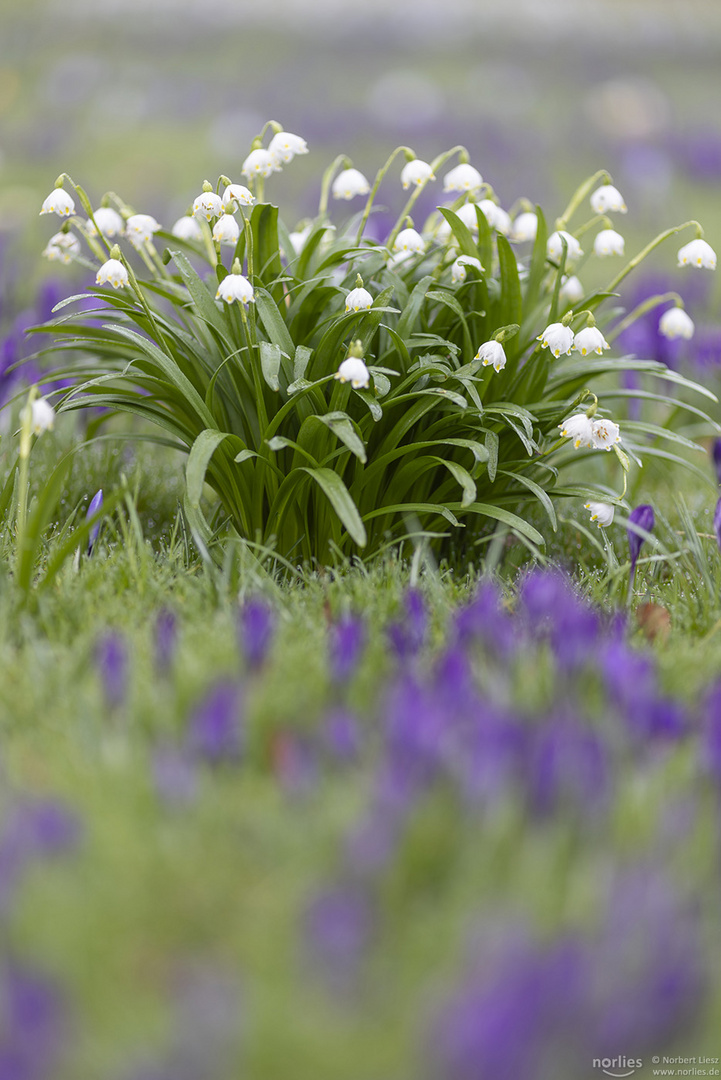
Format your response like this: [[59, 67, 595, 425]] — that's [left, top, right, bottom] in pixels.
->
[[322, 709, 360, 763], [715, 495, 721, 552], [304, 886, 373, 991], [712, 439, 721, 484], [86, 488, 103, 554], [627, 504, 655, 580], [329, 614, 365, 682], [387, 587, 427, 658], [187, 682, 242, 764], [154, 608, 177, 674], [238, 599, 274, 670], [96, 632, 128, 710], [0, 962, 70, 1079]]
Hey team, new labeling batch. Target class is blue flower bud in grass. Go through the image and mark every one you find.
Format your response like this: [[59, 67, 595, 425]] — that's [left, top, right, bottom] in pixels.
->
[[387, 587, 427, 659], [322, 709, 360, 763], [712, 438, 721, 484], [454, 581, 516, 656], [187, 682, 242, 765], [0, 961, 70, 1079], [154, 608, 177, 674], [238, 598, 274, 671], [627, 503, 655, 583], [86, 488, 103, 554], [329, 614, 365, 683], [96, 632, 128, 710]]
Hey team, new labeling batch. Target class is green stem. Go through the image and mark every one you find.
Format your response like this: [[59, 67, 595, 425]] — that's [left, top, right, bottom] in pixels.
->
[[355, 146, 413, 247], [318, 155, 352, 218], [607, 292, 684, 344], [604, 221, 702, 295], [556, 169, 611, 232]]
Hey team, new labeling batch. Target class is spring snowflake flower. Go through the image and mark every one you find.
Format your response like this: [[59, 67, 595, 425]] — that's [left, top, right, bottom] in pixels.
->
[[288, 224, 313, 254], [590, 184, 627, 214], [335, 357, 370, 388], [96, 258, 129, 289], [40, 188, 75, 217], [400, 159, 435, 188], [216, 273, 254, 305], [393, 227, 425, 254], [193, 192, 223, 221], [43, 232, 80, 263], [332, 168, 371, 200], [268, 131, 308, 164], [222, 184, 255, 210], [387, 250, 415, 271], [558, 413, 595, 449], [677, 238, 717, 269], [442, 163, 483, 194], [456, 203, 480, 232], [172, 216, 204, 241], [573, 326, 610, 355], [29, 397, 56, 434], [451, 255, 483, 283], [538, 322, 574, 357], [242, 148, 279, 180], [585, 501, 615, 527], [594, 229, 625, 256], [591, 416, 621, 450], [212, 214, 241, 246], [345, 286, 374, 313], [547, 231, 583, 262], [475, 340, 507, 373], [477, 200, 511, 236], [125, 214, 160, 249], [659, 306, 694, 340], [559, 275, 584, 305], [86, 207, 125, 238], [511, 211, 538, 243]]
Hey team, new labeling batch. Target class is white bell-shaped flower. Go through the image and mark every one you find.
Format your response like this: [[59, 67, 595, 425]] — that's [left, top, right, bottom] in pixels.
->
[[590, 185, 627, 215], [40, 188, 75, 217], [594, 229, 625, 257], [268, 131, 308, 165], [193, 192, 223, 221], [212, 214, 241, 246], [345, 286, 374, 313], [332, 168, 371, 200], [677, 238, 717, 270], [172, 216, 204, 241], [443, 163, 483, 194], [547, 231, 583, 262], [29, 397, 55, 434], [216, 273, 255, 305], [573, 326, 610, 356], [591, 416, 621, 450], [125, 214, 161, 249], [450, 255, 483, 284], [559, 275, 584, 305], [659, 306, 695, 340], [222, 184, 255, 211], [537, 322, 574, 357], [456, 203, 480, 233], [393, 227, 425, 254], [511, 212, 538, 243], [585, 501, 615, 527], [477, 200, 511, 236], [86, 207, 125, 238], [96, 258, 129, 289], [387, 250, 415, 271], [335, 357, 370, 389], [400, 159, 435, 189], [43, 232, 81, 263], [288, 224, 313, 254], [242, 148, 279, 180], [475, 340, 507, 373], [558, 413, 595, 449]]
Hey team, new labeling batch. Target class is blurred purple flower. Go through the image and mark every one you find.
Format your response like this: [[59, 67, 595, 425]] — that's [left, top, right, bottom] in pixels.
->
[[304, 885, 373, 991], [86, 489, 103, 555], [700, 682, 721, 782], [627, 504, 655, 582], [96, 632, 128, 710], [154, 608, 177, 674], [322, 709, 360, 764], [520, 570, 600, 669], [272, 732, 317, 797], [714, 496, 721, 552], [187, 682, 242, 765], [152, 746, 198, 807], [329, 614, 365, 682], [238, 598, 274, 670], [0, 961, 69, 1080], [387, 587, 427, 659], [600, 640, 656, 716], [454, 580, 516, 657], [528, 718, 608, 817], [712, 439, 721, 485]]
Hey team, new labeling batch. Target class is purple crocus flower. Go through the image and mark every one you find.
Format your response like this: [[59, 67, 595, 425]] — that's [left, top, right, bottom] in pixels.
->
[[387, 587, 427, 659], [528, 718, 608, 817], [154, 608, 177, 674], [627, 504, 655, 584], [186, 682, 242, 765], [712, 438, 721, 484], [322, 709, 361, 763], [453, 580, 516, 657], [238, 598, 274, 670], [86, 488, 103, 554], [0, 961, 69, 1080], [304, 885, 373, 991], [96, 632, 128, 710], [328, 614, 365, 682]]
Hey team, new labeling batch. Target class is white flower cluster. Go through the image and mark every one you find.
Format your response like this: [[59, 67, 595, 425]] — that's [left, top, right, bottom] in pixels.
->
[[559, 412, 621, 451], [537, 322, 610, 358]]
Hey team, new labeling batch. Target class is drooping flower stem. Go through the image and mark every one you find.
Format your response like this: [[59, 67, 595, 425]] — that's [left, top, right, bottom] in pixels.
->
[[605, 221, 703, 295], [387, 144, 468, 252], [555, 169, 611, 231], [318, 155, 353, 218], [355, 146, 413, 247], [607, 292, 685, 344]]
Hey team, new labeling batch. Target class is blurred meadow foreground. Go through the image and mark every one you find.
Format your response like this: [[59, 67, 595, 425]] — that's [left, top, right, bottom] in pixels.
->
[[4, 1, 721, 1078]]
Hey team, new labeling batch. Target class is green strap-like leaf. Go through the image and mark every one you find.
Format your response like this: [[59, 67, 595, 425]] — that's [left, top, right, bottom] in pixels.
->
[[259, 341, 282, 391], [300, 467, 367, 547]]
